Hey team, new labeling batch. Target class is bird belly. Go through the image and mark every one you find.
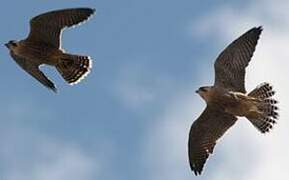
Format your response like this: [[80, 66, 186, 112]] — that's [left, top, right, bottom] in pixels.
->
[[225, 102, 251, 117], [17, 43, 61, 66], [223, 92, 259, 117], [39, 49, 63, 65]]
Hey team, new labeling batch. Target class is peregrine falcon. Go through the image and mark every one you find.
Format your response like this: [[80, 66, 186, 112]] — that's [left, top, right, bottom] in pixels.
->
[[5, 8, 95, 92], [188, 26, 279, 175]]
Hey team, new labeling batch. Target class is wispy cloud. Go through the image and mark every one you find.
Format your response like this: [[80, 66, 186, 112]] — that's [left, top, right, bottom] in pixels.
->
[[113, 60, 176, 109], [141, 92, 195, 180], [0, 127, 100, 180]]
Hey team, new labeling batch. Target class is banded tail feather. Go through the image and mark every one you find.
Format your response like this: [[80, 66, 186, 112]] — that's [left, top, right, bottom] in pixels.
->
[[247, 83, 279, 133], [56, 54, 92, 85], [248, 82, 276, 99]]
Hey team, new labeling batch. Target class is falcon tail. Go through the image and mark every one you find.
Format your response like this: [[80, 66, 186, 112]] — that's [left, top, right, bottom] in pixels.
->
[[247, 83, 279, 133], [56, 54, 92, 85]]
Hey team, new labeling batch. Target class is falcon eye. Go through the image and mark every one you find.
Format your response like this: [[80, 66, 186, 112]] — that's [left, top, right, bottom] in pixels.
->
[[9, 41, 17, 47], [200, 87, 208, 92]]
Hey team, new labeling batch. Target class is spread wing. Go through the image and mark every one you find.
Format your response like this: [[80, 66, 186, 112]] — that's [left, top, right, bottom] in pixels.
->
[[25, 8, 95, 48], [214, 26, 262, 93], [188, 106, 237, 175], [10, 53, 57, 92]]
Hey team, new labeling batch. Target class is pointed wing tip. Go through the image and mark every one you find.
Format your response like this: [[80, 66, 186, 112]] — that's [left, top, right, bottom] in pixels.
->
[[190, 163, 204, 176], [90, 8, 96, 17], [254, 26, 263, 34], [192, 167, 203, 176], [190, 158, 204, 176], [256, 25, 263, 29], [48, 85, 57, 93], [81, 7, 96, 15], [247, 26, 263, 37], [52, 87, 58, 93], [254, 26, 263, 42]]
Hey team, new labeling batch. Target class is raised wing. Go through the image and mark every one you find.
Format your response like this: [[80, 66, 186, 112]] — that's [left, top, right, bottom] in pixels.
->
[[26, 8, 95, 48], [188, 106, 237, 175], [10, 53, 57, 92], [214, 26, 262, 93]]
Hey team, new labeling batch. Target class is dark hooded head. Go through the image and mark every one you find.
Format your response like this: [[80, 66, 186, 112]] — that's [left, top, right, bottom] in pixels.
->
[[5, 40, 18, 49]]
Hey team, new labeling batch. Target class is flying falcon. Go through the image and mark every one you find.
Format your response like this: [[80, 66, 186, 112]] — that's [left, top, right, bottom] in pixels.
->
[[188, 26, 279, 175], [5, 8, 95, 92]]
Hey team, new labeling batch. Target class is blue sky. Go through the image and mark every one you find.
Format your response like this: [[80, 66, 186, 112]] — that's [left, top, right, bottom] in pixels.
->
[[0, 0, 289, 180]]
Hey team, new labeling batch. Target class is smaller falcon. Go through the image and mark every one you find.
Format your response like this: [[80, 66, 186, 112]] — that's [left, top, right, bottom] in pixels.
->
[[188, 26, 279, 175], [5, 8, 95, 92]]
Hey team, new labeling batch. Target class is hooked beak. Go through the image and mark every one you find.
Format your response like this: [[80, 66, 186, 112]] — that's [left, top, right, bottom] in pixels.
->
[[195, 89, 199, 93], [4, 43, 9, 48]]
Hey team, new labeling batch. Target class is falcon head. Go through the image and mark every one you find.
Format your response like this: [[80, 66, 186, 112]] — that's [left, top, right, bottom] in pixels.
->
[[196, 86, 212, 102], [5, 40, 19, 49]]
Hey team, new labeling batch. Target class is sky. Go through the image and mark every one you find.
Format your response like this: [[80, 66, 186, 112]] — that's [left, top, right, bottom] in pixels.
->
[[0, 0, 288, 180]]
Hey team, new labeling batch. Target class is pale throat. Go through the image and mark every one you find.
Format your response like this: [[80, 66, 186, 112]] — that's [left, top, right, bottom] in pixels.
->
[[200, 91, 213, 103], [10, 44, 22, 55]]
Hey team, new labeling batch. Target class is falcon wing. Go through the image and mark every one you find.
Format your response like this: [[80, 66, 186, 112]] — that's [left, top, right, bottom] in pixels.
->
[[10, 53, 57, 92], [188, 106, 237, 175], [214, 26, 262, 93], [25, 8, 95, 48]]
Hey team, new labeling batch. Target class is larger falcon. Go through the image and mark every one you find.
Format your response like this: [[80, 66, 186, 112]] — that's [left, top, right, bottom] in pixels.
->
[[189, 26, 279, 175]]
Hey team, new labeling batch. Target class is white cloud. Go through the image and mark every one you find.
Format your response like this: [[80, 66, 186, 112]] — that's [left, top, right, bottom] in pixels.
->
[[143, 1, 289, 179], [141, 92, 196, 180], [0, 127, 100, 180], [113, 62, 155, 109], [113, 60, 175, 109]]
